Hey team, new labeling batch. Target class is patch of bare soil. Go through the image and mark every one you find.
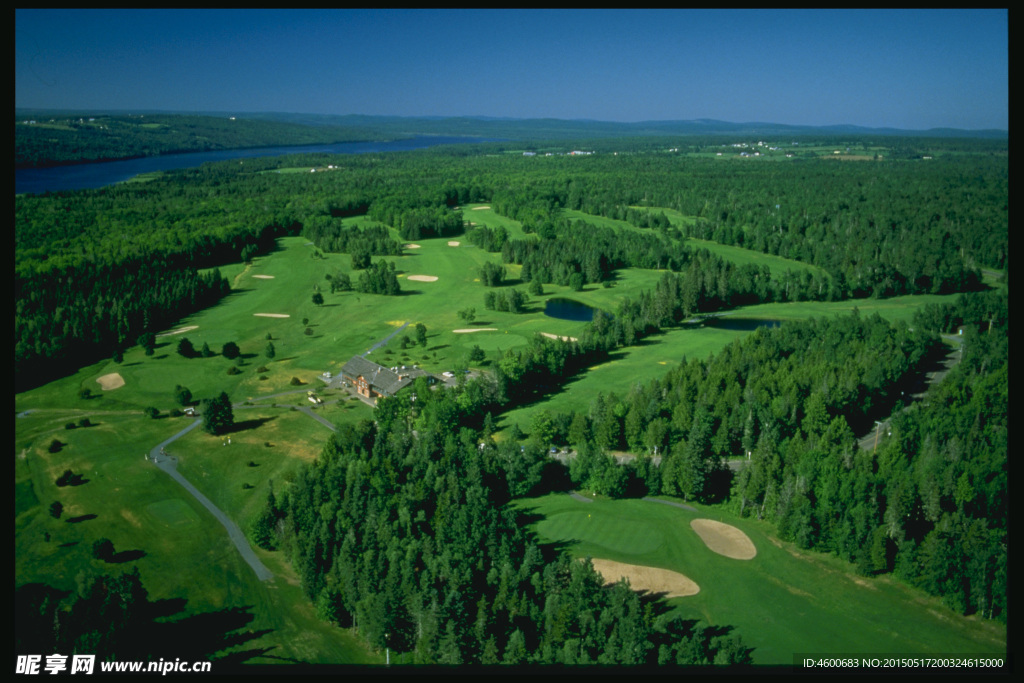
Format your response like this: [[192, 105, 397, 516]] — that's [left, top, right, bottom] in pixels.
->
[[407, 275, 438, 282], [690, 519, 757, 559], [453, 328, 497, 333], [590, 558, 699, 597], [254, 313, 290, 318], [156, 325, 198, 338], [97, 373, 125, 390]]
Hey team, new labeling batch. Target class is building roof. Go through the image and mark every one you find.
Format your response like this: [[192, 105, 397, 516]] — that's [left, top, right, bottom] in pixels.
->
[[341, 356, 413, 396]]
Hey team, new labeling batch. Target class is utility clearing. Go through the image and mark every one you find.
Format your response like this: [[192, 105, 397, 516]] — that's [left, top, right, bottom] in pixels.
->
[[690, 519, 757, 560], [590, 558, 699, 597]]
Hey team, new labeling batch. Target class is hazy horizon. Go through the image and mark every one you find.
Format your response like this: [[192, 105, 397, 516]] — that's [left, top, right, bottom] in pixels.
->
[[16, 9, 1008, 132]]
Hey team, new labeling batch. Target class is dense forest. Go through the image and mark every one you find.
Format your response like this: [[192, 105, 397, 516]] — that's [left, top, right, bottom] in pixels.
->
[[249, 293, 1005, 665], [15, 137, 1005, 392], [16, 133, 1007, 659], [15, 113, 387, 168]]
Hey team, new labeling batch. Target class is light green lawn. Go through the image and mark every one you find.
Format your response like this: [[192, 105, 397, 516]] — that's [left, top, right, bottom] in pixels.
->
[[518, 494, 1006, 665]]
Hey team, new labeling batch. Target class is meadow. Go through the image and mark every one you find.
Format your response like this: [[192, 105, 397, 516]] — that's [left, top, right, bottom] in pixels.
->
[[14, 211, 989, 665]]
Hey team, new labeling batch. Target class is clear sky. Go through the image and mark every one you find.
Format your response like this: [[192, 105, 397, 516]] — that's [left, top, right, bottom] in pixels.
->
[[15, 9, 1008, 131]]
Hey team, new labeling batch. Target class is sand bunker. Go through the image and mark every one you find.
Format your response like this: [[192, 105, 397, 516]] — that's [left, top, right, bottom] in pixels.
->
[[254, 313, 290, 318], [405, 244, 421, 249], [472, 206, 491, 210], [447, 241, 461, 246], [252, 274, 275, 279], [407, 275, 439, 282], [453, 328, 498, 333], [541, 333, 578, 342], [156, 325, 198, 338], [690, 519, 757, 560], [590, 558, 699, 598], [97, 373, 125, 390]]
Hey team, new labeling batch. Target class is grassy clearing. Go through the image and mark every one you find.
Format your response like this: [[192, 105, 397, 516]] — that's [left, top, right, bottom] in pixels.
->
[[499, 293, 959, 433], [14, 406, 377, 664], [15, 223, 973, 665], [517, 494, 1006, 665]]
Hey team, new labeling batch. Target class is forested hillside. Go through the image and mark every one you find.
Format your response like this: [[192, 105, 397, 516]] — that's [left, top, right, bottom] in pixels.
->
[[15, 137, 1005, 391], [15, 113, 385, 168]]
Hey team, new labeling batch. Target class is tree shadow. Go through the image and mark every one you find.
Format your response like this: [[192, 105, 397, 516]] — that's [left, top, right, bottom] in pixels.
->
[[110, 549, 147, 563], [227, 416, 277, 434], [65, 514, 97, 523]]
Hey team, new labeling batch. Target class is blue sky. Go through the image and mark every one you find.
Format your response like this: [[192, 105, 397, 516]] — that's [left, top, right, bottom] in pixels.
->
[[15, 9, 1008, 130]]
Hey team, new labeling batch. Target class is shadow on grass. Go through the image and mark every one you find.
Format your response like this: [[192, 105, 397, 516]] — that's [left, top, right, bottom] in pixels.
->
[[65, 514, 97, 523], [110, 549, 147, 563], [226, 416, 277, 434]]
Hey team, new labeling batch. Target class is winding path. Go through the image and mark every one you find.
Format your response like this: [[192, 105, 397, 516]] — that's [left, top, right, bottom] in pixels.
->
[[149, 418, 274, 582]]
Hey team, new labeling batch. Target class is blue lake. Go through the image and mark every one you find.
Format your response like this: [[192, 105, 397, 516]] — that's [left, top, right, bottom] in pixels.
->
[[544, 298, 598, 322], [16, 135, 500, 195]]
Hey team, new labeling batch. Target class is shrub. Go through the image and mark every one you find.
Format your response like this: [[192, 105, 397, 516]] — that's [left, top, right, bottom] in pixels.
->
[[78, 417, 91, 428], [227, 366, 242, 375], [49, 440, 63, 454], [65, 422, 76, 430], [92, 538, 115, 562], [49, 501, 63, 519], [144, 407, 159, 419], [290, 377, 303, 386]]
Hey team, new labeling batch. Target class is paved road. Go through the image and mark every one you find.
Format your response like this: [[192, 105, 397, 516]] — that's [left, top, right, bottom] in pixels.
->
[[642, 497, 698, 512], [855, 334, 964, 451], [148, 418, 274, 582], [362, 321, 410, 357]]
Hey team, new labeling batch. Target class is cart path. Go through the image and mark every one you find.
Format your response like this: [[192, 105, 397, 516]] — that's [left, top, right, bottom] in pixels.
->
[[149, 418, 274, 582]]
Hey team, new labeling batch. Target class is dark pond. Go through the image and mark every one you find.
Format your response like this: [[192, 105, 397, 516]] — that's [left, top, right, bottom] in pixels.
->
[[705, 317, 783, 331], [544, 298, 598, 322], [16, 135, 501, 195]]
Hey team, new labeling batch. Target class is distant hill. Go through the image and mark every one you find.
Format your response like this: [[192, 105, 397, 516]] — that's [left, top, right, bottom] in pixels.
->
[[14, 108, 1007, 167]]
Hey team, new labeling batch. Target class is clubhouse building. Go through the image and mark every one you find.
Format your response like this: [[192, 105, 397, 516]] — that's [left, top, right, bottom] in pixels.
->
[[340, 356, 417, 402]]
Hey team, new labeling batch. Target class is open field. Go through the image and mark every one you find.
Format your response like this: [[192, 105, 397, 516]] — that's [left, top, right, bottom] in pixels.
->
[[517, 494, 1006, 665], [14, 409, 376, 664], [14, 220, 984, 665]]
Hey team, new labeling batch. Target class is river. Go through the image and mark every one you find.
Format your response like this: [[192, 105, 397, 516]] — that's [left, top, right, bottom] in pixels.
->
[[15, 135, 499, 195]]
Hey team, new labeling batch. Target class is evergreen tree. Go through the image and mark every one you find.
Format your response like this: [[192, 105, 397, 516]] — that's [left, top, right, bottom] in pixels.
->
[[201, 392, 234, 435]]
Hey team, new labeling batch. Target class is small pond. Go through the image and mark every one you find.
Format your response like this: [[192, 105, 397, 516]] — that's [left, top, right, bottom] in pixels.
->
[[705, 317, 783, 331], [544, 298, 598, 322]]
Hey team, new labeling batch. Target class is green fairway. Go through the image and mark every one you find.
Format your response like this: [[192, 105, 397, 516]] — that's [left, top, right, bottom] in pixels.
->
[[14, 407, 378, 665], [499, 293, 960, 434], [518, 494, 1006, 665], [13, 220, 984, 667]]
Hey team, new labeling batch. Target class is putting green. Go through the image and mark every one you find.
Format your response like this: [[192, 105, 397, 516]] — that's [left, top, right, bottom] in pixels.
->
[[538, 511, 665, 556]]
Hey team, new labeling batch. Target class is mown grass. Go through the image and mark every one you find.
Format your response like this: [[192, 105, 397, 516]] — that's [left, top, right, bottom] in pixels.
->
[[14, 408, 377, 665], [15, 222, 974, 666], [517, 493, 1006, 665], [499, 293, 959, 434]]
